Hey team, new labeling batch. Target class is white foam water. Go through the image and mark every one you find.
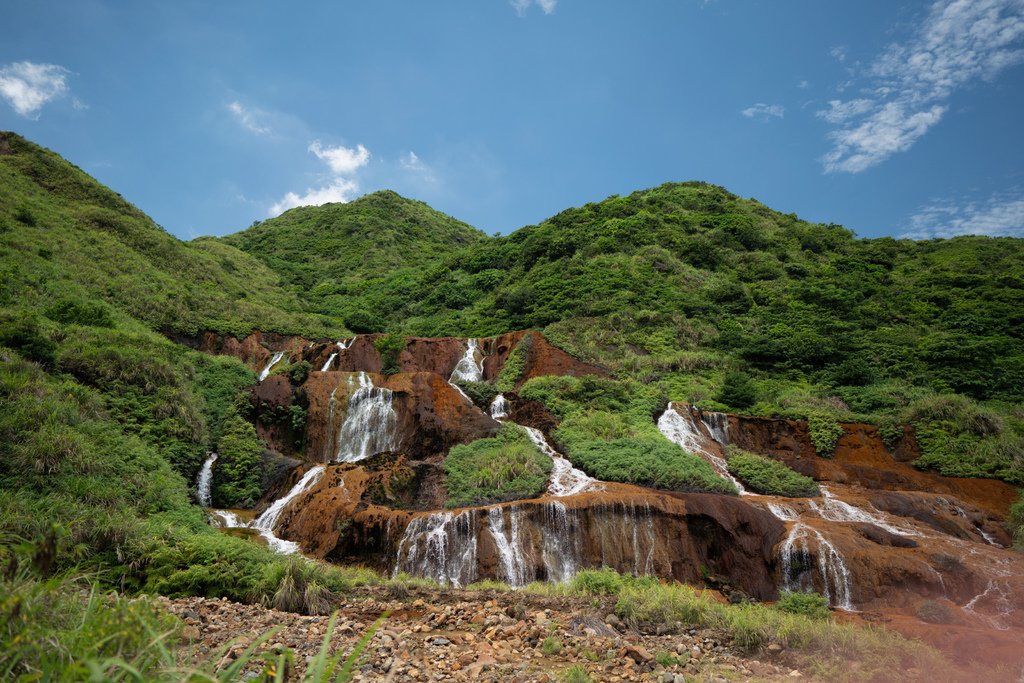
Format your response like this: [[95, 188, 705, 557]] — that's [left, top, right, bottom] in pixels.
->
[[657, 403, 747, 494], [195, 452, 217, 507], [490, 394, 509, 419], [251, 466, 325, 553], [520, 425, 598, 496], [258, 351, 286, 381], [450, 339, 484, 383], [393, 510, 479, 587], [334, 372, 399, 463], [487, 506, 531, 587], [809, 486, 917, 537], [779, 521, 854, 610], [320, 353, 338, 372]]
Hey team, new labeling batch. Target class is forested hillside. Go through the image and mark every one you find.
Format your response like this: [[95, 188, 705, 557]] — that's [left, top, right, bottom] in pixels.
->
[[223, 181, 1024, 484]]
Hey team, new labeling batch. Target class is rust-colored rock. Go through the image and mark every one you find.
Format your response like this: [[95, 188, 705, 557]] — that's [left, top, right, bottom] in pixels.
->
[[481, 331, 608, 388]]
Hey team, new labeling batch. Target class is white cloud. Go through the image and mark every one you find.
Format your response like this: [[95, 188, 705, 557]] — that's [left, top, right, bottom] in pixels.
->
[[511, 0, 556, 16], [902, 192, 1024, 238], [741, 103, 785, 120], [830, 46, 848, 63], [269, 178, 359, 216], [308, 140, 370, 175], [227, 101, 271, 135], [797, 80, 810, 89], [0, 61, 69, 118], [816, 98, 873, 123], [270, 139, 371, 216], [400, 151, 425, 171], [821, 0, 1024, 173]]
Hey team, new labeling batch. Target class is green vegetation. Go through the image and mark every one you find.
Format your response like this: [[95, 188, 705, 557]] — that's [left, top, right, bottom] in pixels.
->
[[726, 447, 819, 497], [373, 333, 406, 375], [776, 590, 831, 619], [451, 378, 499, 410], [0, 132, 338, 338], [808, 412, 845, 457], [496, 333, 532, 391], [212, 413, 266, 508], [561, 664, 595, 683], [541, 635, 563, 655], [520, 375, 737, 494], [217, 179, 1023, 485], [1011, 492, 1024, 550], [443, 425, 552, 507], [614, 581, 945, 681]]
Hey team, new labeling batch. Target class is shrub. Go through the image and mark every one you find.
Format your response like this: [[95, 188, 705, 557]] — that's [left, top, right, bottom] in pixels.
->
[[541, 636, 563, 655], [0, 312, 57, 367], [807, 412, 844, 457], [262, 557, 336, 615], [212, 413, 266, 508], [452, 379, 499, 409], [44, 299, 115, 328], [716, 370, 757, 409], [497, 333, 533, 392], [561, 665, 595, 683], [776, 591, 830, 619], [914, 599, 955, 624], [288, 359, 312, 385], [373, 333, 406, 375], [569, 567, 625, 595], [561, 435, 737, 495], [443, 425, 552, 507], [1011, 491, 1024, 550], [726, 448, 819, 497]]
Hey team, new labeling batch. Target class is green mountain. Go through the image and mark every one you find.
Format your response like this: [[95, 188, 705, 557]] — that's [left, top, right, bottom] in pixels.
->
[[227, 180, 1024, 483], [0, 132, 338, 338], [220, 189, 488, 299]]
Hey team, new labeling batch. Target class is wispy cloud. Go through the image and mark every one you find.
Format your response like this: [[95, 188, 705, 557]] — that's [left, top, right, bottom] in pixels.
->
[[0, 61, 70, 118], [511, 0, 557, 16], [797, 80, 810, 89], [741, 103, 785, 121], [830, 46, 848, 63], [227, 101, 271, 135], [308, 140, 370, 175], [821, 0, 1024, 174], [902, 192, 1024, 238], [270, 140, 371, 215], [400, 151, 438, 184]]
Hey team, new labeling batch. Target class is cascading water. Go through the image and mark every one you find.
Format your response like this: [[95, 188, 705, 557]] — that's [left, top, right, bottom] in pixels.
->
[[779, 521, 854, 610], [393, 510, 479, 587], [487, 506, 531, 587], [809, 486, 917, 537], [251, 465, 326, 553], [490, 394, 509, 419], [337, 337, 355, 351], [334, 372, 399, 463], [196, 452, 217, 507], [520, 426, 598, 496], [657, 404, 747, 494], [539, 501, 583, 582], [449, 339, 484, 383], [320, 353, 338, 372], [258, 351, 286, 381]]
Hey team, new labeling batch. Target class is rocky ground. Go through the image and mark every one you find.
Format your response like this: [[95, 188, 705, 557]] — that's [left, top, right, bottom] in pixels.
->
[[159, 586, 807, 682]]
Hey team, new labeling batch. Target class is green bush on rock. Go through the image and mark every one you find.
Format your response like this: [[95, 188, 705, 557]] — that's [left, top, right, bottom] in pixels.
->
[[443, 425, 552, 507], [726, 447, 819, 497]]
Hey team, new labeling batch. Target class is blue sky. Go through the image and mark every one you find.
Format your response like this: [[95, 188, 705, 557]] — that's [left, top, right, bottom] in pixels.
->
[[2, 0, 1022, 240]]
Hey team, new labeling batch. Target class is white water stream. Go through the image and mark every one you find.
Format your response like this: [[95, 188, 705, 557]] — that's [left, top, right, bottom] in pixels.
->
[[333, 372, 399, 462], [657, 404, 748, 494], [258, 351, 286, 381], [195, 453, 217, 507]]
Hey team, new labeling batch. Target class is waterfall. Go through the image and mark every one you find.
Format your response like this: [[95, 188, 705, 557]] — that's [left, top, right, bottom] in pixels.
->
[[209, 510, 241, 528], [320, 353, 338, 372], [251, 465, 325, 554], [519, 425, 598, 496], [196, 453, 217, 507], [765, 501, 799, 521], [809, 486, 917, 537], [334, 372, 399, 463], [258, 351, 286, 381], [337, 337, 355, 351], [487, 506, 531, 587], [540, 501, 583, 582], [779, 521, 853, 610], [657, 403, 747, 494], [490, 394, 509, 419], [450, 339, 484, 383], [393, 510, 479, 587]]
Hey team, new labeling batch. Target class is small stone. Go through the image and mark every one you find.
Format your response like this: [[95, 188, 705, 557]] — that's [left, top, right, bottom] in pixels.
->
[[767, 643, 783, 652], [789, 671, 803, 678], [431, 637, 451, 646]]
